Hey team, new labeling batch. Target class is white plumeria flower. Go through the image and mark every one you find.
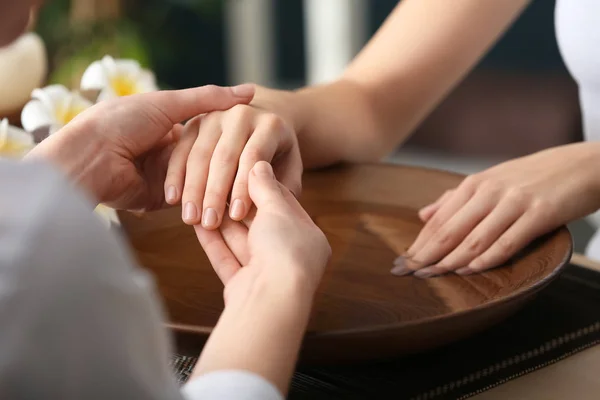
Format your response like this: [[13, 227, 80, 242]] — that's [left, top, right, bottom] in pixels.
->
[[94, 204, 121, 228], [0, 118, 34, 159], [81, 55, 158, 101], [21, 84, 93, 135]]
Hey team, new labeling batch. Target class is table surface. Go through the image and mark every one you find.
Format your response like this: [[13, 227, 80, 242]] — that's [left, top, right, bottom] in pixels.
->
[[472, 253, 600, 400]]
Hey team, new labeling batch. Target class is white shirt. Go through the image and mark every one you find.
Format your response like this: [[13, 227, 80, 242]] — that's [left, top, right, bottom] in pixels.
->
[[555, 0, 600, 258], [0, 160, 283, 400]]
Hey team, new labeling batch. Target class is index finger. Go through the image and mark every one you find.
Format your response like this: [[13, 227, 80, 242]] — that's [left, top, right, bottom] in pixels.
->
[[194, 225, 241, 285]]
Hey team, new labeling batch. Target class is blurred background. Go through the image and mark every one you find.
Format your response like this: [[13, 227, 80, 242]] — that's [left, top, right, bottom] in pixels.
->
[[2, 0, 592, 250]]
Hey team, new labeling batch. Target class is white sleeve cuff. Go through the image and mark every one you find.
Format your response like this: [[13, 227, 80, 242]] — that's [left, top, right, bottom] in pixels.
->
[[181, 370, 284, 400]]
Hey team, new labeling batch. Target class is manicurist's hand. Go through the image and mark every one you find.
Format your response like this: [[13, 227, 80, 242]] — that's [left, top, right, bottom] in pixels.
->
[[24, 84, 255, 211], [196, 160, 329, 302], [192, 161, 330, 396]]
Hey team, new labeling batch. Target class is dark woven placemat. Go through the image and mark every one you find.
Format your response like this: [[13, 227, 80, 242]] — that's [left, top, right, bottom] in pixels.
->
[[171, 264, 600, 399]]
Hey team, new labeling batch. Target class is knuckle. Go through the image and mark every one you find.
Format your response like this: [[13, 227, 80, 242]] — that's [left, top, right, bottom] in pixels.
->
[[433, 228, 453, 246], [495, 237, 515, 256], [186, 151, 210, 168], [478, 180, 498, 194], [230, 104, 251, 119], [203, 189, 228, 204], [464, 236, 485, 254], [211, 149, 238, 167], [241, 147, 267, 165], [504, 187, 529, 204], [261, 113, 285, 131], [202, 85, 220, 98], [425, 215, 443, 232], [461, 174, 481, 192], [530, 198, 554, 216], [201, 111, 222, 126]]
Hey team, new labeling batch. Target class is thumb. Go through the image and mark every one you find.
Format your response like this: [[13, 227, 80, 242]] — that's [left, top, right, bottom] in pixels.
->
[[118, 84, 255, 156], [248, 161, 286, 210], [142, 84, 255, 125]]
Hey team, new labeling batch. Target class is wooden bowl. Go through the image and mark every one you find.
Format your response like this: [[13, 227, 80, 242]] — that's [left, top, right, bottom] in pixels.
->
[[119, 163, 572, 364]]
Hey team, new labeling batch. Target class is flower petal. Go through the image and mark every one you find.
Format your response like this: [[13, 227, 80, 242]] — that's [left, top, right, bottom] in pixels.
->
[[80, 60, 110, 91], [7, 125, 34, 146], [96, 86, 119, 102], [31, 84, 71, 111], [135, 70, 158, 93], [0, 118, 34, 158], [94, 204, 121, 228], [110, 58, 142, 78], [21, 99, 56, 132], [69, 92, 94, 111]]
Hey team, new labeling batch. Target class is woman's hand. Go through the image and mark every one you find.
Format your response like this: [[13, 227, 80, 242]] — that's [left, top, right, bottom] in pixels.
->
[[192, 162, 330, 394], [195, 161, 330, 301], [24, 84, 255, 211], [163, 104, 303, 230], [393, 142, 600, 277]]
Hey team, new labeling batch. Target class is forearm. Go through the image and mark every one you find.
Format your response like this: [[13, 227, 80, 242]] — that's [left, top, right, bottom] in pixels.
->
[[253, 0, 530, 169], [191, 273, 313, 395]]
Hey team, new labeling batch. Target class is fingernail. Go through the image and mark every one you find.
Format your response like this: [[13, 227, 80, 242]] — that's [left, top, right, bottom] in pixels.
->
[[391, 256, 413, 276], [393, 256, 405, 266], [202, 208, 218, 228], [456, 267, 475, 276], [183, 202, 198, 223], [415, 266, 446, 279], [166, 186, 177, 203], [253, 162, 273, 178], [231, 83, 254, 97], [230, 199, 245, 220], [419, 204, 434, 214]]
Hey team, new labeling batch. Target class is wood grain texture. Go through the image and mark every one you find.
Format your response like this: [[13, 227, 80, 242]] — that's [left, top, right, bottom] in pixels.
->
[[119, 163, 572, 363]]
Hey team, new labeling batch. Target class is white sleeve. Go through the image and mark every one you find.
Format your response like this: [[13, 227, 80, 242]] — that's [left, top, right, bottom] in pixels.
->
[[181, 371, 284, 400], [0, 160, 184, 400]]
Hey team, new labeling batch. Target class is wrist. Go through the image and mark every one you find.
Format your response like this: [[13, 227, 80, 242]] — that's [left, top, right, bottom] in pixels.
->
[[251, 85, 304, 139], [226, 265, 316, 315]]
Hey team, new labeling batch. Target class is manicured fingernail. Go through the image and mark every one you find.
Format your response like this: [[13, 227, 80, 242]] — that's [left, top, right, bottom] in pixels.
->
[[166, 186, 177, 203], [253, 162, 273, 178], [415, 266, 446, 279], [202, 208, 218, 228], [183, 202, 198, 223], [391, 257, 413, 276], [456, 267, 474, 276], [419, 204, 434, 215], [230, 199, 245, 220], [231, 83, 254, 97]]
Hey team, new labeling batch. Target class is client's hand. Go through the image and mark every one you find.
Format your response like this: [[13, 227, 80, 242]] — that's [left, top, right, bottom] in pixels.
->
[[192, 162, 330, 394], [394, 142, 600, 277], [195, 161, 329, 304], [164, 104, 302, 229], [24, 84, 255, 211]]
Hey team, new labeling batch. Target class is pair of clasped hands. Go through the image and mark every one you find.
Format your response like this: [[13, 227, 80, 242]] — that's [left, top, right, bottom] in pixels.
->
[[28, 83, 598, 295], [26, 85, 329, 306]]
